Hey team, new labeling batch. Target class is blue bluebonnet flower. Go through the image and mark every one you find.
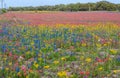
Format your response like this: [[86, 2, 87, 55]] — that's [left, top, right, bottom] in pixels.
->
[[116, 55, 120, 62], [1, 45, 6, 52], [15, 67, 20, 72]]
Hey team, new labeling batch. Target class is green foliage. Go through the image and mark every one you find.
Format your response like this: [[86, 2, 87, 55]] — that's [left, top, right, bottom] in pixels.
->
[[0, 9, 7, 14], [7, 1, 120, 11], [95, 1, 117, 11]]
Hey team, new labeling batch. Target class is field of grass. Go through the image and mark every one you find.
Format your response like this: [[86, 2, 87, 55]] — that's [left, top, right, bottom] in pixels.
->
[[0, 20, 120, 78]]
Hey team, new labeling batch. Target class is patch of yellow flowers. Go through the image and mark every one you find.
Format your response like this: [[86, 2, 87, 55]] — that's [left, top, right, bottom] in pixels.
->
[[81, 43, 87, 47], [9, 62, 12, 66], [57, 71, 67, 78], [113, 70, 120, 73], [33, 62, 39, 68], [98, 67, 103, 71], [61, 57, 66, 61], [44, 65, 50, 69], [38, 58, 42, 61], [85, 57, 92, 63], [30, 41, 34, 45], [53, 61, 59, 64], [96, 43, 101, 48], [5, 67, 9, 71], [110, 49, 117, 54]]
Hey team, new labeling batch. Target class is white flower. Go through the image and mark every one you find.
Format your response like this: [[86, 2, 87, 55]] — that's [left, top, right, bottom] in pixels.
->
[[110, 55, 115, 58], [18, 56, 24, 62], [0, 66, 3, 70], [98, 39, 101, 42], [20, 56, 24, 59]]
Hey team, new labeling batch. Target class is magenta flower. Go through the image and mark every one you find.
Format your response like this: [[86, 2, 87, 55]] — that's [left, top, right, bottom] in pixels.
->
[[21, 65, 26, 72]]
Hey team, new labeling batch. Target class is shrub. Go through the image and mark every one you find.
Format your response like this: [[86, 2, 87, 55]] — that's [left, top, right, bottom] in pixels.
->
[[0, 9, 7, 14]]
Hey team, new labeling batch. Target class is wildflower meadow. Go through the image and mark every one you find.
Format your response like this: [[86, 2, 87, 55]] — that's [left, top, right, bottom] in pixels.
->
[[0, 21, 120, 78]]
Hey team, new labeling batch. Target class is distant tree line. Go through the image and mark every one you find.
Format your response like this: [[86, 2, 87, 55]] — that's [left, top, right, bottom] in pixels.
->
[[8, 1, 120, 11]]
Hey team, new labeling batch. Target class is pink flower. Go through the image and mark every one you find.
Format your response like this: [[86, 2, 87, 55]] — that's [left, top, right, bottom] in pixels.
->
[[9, 52, 12, 56], [100, 38, 107, 44], [0, 30, 2, 33], [14, 62, 19, 67], [15, 42, 20, 46], [21, 65, 26, 72], [14, 54, 18, 58]]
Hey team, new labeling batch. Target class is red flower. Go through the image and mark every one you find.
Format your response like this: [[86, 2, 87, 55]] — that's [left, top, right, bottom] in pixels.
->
[[96, 58, 103, 62], [103, 55, 110, 62], [85, 71, 90, 76], [80, 71, 85, 75]]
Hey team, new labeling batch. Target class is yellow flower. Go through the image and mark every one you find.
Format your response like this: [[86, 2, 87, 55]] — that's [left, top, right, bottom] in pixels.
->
[[107, 74, 111, 77], [38, 58, 42, 61], [103, 43, 107, 46], [113, 70, 117, 73], [9, 62, 12, 65], [107, 42, 111, 45], [44, 65, 50, 69], [17, 72, 21, 76], [110, 49, 117, 54], [53, 61, 59, 64], [80, 56, 84, 60], [113, 70, 120, 73], [61, 57, 66, 61], [31, 42, 34, 45], [81, 43, 86, 47], [34, 63, 39, 68], [5, 67, 9, 71], [70, 75, 74, 78], [57, 71, 67, 77], [26, 75, 29, 78], [81, 63, 84, 65], [96, 43, 101, 48], [94, 35, 99, 40], [85, 58, 92, 63], [109, 58, 112, 61], [3, 58, 7, 61], [98, 67, 103, 71]]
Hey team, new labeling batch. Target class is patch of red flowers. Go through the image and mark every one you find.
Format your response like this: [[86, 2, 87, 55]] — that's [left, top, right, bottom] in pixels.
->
[[80, 71, 90, 76], [1, 11, 120, 26]]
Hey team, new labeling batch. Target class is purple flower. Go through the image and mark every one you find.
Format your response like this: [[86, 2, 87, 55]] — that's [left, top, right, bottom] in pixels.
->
[[84, 76, 88, 78]]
